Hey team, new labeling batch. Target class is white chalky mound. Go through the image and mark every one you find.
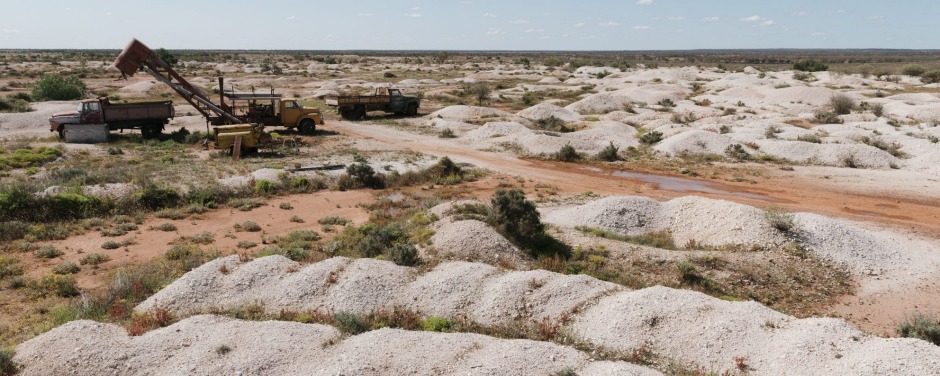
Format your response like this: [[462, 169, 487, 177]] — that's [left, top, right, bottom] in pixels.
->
[[430, 219, 526, 264], [429, 105, 511, 120], [14, 315, 661, 376], [516, 103, 582, 122]]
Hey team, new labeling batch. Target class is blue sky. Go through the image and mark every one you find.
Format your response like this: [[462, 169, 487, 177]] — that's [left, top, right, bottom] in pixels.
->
[[1, 0, 938, 50]]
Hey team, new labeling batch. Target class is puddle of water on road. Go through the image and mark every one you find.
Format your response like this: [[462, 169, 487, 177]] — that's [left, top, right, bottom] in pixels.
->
[[601, 169, 774, 201]]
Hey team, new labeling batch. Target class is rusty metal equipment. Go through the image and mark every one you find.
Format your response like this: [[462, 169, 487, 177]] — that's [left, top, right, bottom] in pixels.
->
[[113, 38, 241, 125]]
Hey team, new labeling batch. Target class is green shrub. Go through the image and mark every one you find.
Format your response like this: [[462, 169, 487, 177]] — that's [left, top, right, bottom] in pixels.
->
[[31, 73, 86, 100], [318, 216, 350, 226], [896, 313, 940, 345], [0, 97, 30, 113], [439, 128, 456, 138], [813, 110, 843, 124], [136, 183, 180, 210], [229, 198, 264, 211], [101, 241, 120, 250], [154, 223, 177, 232], [422, 316, 453, 332], [33, 274, 79, 297], [340, 163, 385, 190], [100, 228, 127, 237], [595, 142, 620, 162], [155, 209, 187, 220], [724, 144, 750, 161], [278, 202, 292, 210], [534, 116, 573, 132], [186, 231, 215, 244], [489, 189, 544, 246], [0, 221, 29, 241], [386, 243, 419, 266], [922, 70, 940, 85], [793, 60, 828, 72], [35, 245, 63, 259], [52, 262, 80, 275], [0, 256, 24, 279], [796, 134, 822, 143], [236, 240, 257, 249], [555, 144, 580, 162], [639, 131, 663, 144], [901, 64, 926, 77], [871, 103, 884, 117], [333, 312, 370, 334], [0, 348, 20, 376], [79, 253, 110, 266], [254, 179, 276, 195], [240, 221, 262, 232], [289, 215, 304, 223], [165, 244, 198, 261], [154, 48, 178, 67]]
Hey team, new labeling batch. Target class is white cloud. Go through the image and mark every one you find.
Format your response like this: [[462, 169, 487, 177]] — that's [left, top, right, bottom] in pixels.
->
[[358, 13, 373, 17], [3, 29, 21, 34], [792, 11, 808, 16], [483, 12, 497, 18], [701, 16, 719, 22], [868, 15, 885, 20], [632, 25, 651, 30], [599, 21, 620, 27], [654, 16, 684, 21], [411, 6, 420, 10], [740, 15, 764, 22], [636, 0, 653, 5], [404, 12, 421, 18], [460, 1, 472, 4], [811, 32, 826, 36], [509, 19, 529, 24], [760, 20, 775, 26], [573, 22, 584, 27], [286, 16, 296, 20], [486, 28, 504, 36]]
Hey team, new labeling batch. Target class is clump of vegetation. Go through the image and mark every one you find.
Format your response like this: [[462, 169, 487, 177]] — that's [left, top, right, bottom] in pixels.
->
[[555, 144, 580, 162], [0, 96, 30, 113], [337, 162, 385, 190], [764, 207, 795, 233], [31, 73, 87, 100], [228, 198, 265, 211], [236, 240, 257, 249], [534, 116, 573, 132], [595, 142, 620, 162], [0, 348, 20, 376], [136, 183, 180, 211], [52, 262, 80, 275], [185, 231, 215, 245], [101, 240, 121, 250], [813, 110, 843, 124], [639, 131, 663, 144], [439, 128, 456, 138], [422, 316, 453, 332], [724, 144, 751, 161], [829, 94, 855, 115], [35, 245, 63, 259], [318, 216, 350, 226], [278, 202, 292, 210], [258, 230, 321, 262], [896, 313, 940, 345], [154, 223, 177, 232], [30, 274, 79, 297], [79, 253, 110, 266], [0, 256, 24, 279], [487, 189, 567, 258], [155, 209, 187, 220], [238, 221, 262, 232], [793, 60, 828, 72], [901, 64, 926, 77], [797, 134, 822, 143], [0, 146, 63, 171]]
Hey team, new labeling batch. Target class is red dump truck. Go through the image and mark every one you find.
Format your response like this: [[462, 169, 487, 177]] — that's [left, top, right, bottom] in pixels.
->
[[49, 98, 175, 139]]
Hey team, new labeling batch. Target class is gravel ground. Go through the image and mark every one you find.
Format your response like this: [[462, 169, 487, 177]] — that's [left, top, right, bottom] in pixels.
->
[[430, 219, 527, 264], [14, 315, 663, 376]]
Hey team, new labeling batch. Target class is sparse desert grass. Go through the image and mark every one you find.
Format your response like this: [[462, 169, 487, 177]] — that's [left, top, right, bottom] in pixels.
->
[[318, 216, 349, 226], [52, 262, 80, 275], [35, 245, 63, 259], [79, 253, 110, 266], [101, 241, 120, 250], [896, 313, 940, 345], [153, 223, 177, 232]]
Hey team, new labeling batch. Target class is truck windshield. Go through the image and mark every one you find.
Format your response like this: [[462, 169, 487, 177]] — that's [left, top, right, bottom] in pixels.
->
[[76, 103, 83, 113]]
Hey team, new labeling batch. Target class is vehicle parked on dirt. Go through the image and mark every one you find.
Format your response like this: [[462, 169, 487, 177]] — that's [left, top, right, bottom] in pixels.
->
[[223, 92, 323, 134], [48, 98, 174, 139], [326, 87, 420, 120]]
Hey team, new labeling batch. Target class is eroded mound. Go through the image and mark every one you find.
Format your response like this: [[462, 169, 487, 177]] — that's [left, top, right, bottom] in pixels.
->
[[14, 315, 661, 376]]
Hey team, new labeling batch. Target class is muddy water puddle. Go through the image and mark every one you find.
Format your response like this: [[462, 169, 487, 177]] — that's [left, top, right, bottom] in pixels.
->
[[582, 167, 775, 201]]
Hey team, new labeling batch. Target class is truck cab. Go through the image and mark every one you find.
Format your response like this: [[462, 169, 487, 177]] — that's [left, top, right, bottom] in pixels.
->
[[224, 93, 323, 134], [49, 99, 101, 137]]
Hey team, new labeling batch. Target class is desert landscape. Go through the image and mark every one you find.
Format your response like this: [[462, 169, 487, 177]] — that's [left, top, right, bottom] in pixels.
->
[[1, 19, 940, 376]]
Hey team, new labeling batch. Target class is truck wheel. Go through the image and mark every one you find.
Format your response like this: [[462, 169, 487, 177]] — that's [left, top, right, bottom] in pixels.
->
[[57, 126, 65, 140], [406, 103, 418, 116], [353, 106, 366, 120], [141, 124, 161, 139], [299, 120, 315, 135]]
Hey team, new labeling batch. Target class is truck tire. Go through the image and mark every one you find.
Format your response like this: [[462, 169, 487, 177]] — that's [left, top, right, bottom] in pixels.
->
[[57, 125, 65, 140], [354, 106, 366, 120], [406, 103, 418, 116], [299, 119, 316, 135]]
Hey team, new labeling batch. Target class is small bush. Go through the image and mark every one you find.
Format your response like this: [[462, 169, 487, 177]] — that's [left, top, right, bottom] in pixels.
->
[[165, 244, 198, 261], [764, 207, 795, 233], [33, 274, 79, 297], [439, 128, 456, 138], [901, 64, 926, 77], [318, 216, 350, 226], [31, 73, 87, 100], [555, 144, 580, 162], [724, 144, 751, 161], [534, 116, 573, 132], [289, 215, 304, 223], [136, 184, 180, 210], [0, 256, 24, 279], [101, 241, 120, 250], [386, 243, 419, 266], [797, 134, 822, 143], [240, 221, 262, 232], [254, 179, 276, 195], [229, 198, 264, 211], [155, 209, 187, 220], [154, 223, 177, 232], [333, 312, 370, 334], [0, 348, 20, 376], [829, 94, 855, 115], [657, 98, 675, 108], [896, 313, 940, 345], [278, 202, 292, 210], [422, 316, 453, 332], [595, 142, 620, 162], [236, 240, 257, 249], [339, 163, 385, 190], [793, 60, 828, 72], [35, 245, 63, 259], [0, 221, 29, 241], [187, 231, 215, 244], [100, 228, 127, 237], [52, 262, 80, 275], [871, 103, 884, 117], [922, 70, 940, 85], [79, 253, 110, 266], [639, 131, 663, 144], [813, 110, 843, 124], [489, 189, 544, 248]]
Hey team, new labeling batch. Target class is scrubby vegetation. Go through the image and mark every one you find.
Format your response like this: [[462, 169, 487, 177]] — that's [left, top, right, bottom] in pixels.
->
[[896, 313, 940, 345], [31, 73, 87, 100]]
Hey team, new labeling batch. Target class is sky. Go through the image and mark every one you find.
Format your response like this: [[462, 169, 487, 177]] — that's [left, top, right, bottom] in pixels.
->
[[1, 0, 938, 51]]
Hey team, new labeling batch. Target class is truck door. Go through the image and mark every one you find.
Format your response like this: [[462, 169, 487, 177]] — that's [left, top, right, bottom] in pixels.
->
[[389, 89, 404, 112], [281, 100, 301, 125], [79, 101, 102, 124]]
